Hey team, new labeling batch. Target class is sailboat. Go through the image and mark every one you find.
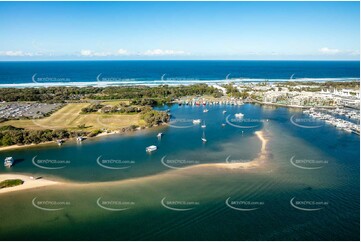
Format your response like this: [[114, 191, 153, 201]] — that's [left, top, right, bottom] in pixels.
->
[[201, 121, 206, 128], [201, 130, 207, 142]]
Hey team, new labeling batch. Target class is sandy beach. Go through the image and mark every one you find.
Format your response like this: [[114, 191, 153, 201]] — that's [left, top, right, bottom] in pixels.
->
[[0, 174, 59, 194]]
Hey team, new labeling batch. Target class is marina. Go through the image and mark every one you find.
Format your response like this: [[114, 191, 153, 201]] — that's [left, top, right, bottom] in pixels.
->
[[303, 108, 360, 135]]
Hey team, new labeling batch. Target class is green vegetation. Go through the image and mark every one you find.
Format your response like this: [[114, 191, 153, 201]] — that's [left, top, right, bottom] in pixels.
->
[[88, 129, 102, 137], [0, 125, 87, 147], [101, 102, 146, 114], [81, 103, 104, 113], [140, 108, 169, 127], [0, 179, 24, 189], [0, 84, 222, 103], [222, 83, 242, 98]]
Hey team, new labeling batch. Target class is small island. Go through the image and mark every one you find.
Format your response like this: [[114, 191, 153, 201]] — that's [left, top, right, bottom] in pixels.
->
[[0, 179, 24, 189]]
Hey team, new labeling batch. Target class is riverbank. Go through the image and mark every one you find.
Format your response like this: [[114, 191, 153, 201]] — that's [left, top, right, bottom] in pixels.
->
[[0, 123, 167, 152], [0, 174, 59, 194], [0, 141, 55, 152]]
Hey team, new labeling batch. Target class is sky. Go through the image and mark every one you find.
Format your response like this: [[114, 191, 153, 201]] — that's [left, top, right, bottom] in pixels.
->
[[0, 1, 359, 61]]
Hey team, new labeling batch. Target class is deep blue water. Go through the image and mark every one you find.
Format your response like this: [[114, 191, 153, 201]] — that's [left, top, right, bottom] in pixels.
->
[[0, 61, 359, 87]]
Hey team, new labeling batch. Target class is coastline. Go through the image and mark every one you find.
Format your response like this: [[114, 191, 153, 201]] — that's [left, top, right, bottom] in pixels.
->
[[0, 173, 59, 194], [0, 77, 359, 89]]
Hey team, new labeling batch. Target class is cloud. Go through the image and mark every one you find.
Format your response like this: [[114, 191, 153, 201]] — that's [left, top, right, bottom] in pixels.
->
[[80, 50, 93, 56], [117, 49, 128, 55], [79, 49, 188, 57], [142, 49, 189, 56], [80, 49, 129, 57], [318, 47, 341, 55], [0, 50, 35, 57]]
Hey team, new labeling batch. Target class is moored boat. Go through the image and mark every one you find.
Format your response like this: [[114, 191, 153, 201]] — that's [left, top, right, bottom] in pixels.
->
[[193, 119, 201, 124], [146, 145, 157, 152], [4, 157, 14, 167], [235, 113, 244, 118]]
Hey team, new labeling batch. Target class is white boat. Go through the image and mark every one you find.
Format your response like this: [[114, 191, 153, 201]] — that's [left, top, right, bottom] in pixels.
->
[[222, 123, 226, 127], [201, 121, 206, 128], [222, 110, 227, 114], [4, 157, 14, 167], [77, 136, 84, 142], [157, 132, 163, 138], [193, 119, 201, 124], [203, 109, 209, 113], [146, 145, 157, 152], [57, 140, 63, 146], [235, 113, 244, 118], [344, 128, 352, 133], [201, 131, 207, 142]]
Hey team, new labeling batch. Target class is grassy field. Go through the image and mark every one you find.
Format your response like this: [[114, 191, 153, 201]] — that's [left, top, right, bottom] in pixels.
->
[[0, 103, 144, 131]]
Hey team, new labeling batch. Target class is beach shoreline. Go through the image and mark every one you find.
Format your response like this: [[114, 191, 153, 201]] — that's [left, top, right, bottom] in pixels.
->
[[0, 173, 59, 194]]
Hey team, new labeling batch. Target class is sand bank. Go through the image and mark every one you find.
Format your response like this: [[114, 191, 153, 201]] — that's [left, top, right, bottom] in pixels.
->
[[0, 174, 59, 194]]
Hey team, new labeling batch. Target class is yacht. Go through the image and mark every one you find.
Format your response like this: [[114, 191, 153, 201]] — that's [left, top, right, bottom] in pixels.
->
[[193, 119, 201, 124], [157, 132, 163, 138], [222, 123, 226, 127], [222, 110, 227, 114], [76, 136, 84, 142], [235, 113, 244, 119], [4, 157, 14, 167], [201, 121, 206, 128], [146, 145, 157, 152], [57, 140, 64, 146], [203, 109, 209, 113]]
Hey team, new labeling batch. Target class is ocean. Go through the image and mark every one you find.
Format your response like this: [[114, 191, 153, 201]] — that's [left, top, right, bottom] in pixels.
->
[[0, 60, 359, 88]]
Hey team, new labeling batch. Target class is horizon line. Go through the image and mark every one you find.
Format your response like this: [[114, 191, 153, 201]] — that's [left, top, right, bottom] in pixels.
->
[[0, 59, 359, 62]]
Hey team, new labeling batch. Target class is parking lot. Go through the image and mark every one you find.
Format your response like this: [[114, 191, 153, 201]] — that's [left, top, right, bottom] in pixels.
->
[[0, 103, 63, 119]]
